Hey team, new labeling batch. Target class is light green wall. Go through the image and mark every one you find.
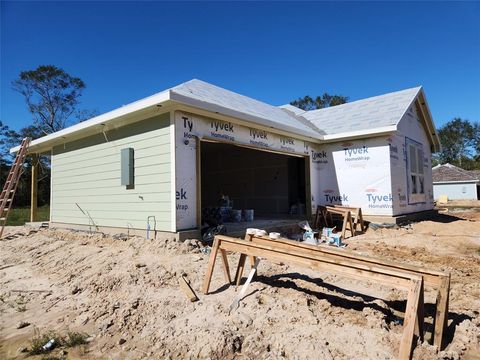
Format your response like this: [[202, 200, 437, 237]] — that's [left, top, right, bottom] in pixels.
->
[[51, 113, 172, 231]]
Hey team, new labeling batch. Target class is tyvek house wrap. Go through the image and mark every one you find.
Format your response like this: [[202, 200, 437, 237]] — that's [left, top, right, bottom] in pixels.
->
[[311, 137, 394, 216], [174, 109, 435, 230], [389, 103, 434, 215], [174, 111, 317, 230], [175, 113, 406, 231], [172, 84, 436, 230]]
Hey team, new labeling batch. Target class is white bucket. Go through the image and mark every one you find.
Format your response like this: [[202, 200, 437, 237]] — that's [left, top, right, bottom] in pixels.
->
[[243, 209, 254, 222], [269, 232, 280, 239]]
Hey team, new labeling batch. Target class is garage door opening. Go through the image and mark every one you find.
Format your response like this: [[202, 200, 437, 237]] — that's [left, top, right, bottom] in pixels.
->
[[200, 141, 309, 235]]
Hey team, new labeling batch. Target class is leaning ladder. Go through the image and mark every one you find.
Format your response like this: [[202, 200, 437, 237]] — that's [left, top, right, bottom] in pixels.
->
[[0, 137, 31, 238]]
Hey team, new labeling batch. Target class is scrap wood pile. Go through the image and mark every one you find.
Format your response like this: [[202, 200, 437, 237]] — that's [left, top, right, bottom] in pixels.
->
[[202, 232, 450, 360]]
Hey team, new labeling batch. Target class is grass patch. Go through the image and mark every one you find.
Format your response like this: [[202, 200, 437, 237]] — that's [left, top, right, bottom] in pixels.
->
[[15, 295, 27, 312], [28, 330, 89, 355], [29, 331, 64, 355], [64, 331, 89, 347], [6, 206, 49, 226], [16, 304, 27, 312]]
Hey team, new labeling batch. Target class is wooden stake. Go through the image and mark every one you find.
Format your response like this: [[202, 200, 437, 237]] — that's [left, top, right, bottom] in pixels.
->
[[415, 279, 425, 342], [202, 237, 220, 295], [398, 278, 423, 360], [433, 273, 450, 349], [220, 249, 232, 284], [178, 276, 198, 302], [234, 253, 247, 288]]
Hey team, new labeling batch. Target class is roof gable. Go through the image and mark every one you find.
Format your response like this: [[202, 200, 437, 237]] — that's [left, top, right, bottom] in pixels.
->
[[300, 87, 422, 136]]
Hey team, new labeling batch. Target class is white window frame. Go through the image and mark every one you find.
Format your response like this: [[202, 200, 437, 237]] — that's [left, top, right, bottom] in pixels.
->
[[406, 138, 426, 204]]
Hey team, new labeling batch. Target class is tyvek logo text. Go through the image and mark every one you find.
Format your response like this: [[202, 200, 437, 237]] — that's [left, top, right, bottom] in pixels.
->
[[343, 145, 370, 162], [324, 194, 349, 203], [182, 116, 196, 139], [311, 150, 328, 163], [211, 121, 234, 132], [176, 188, 188, 211], [249, 129, 269, 148], [210, 121, 235, 141], [366, 192, 393, 209]]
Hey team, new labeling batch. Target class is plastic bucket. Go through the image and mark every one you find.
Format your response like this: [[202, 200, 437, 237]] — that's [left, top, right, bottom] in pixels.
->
[[231, 210, 242, 222], [243, 209, 254, 222]]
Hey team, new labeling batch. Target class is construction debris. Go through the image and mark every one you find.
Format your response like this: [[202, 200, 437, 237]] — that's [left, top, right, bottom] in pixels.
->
[[178, 275, 199, 302]]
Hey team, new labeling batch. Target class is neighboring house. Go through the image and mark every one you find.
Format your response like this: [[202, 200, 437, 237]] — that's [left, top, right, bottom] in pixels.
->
[[11, 79, 441, 236], [432, 164, 479, 200]]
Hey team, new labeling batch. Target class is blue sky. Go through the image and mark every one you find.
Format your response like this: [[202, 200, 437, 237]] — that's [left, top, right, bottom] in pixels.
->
[[1, 1, 479, 131]]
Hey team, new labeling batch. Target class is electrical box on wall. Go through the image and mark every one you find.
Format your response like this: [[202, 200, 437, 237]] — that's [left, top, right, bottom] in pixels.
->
[[121, 148, 134, 187]]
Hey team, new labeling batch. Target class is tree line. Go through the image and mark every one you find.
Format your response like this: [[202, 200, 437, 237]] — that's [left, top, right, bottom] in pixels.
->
[[0, 65, 478, 210], [0, 65, 98, 208]]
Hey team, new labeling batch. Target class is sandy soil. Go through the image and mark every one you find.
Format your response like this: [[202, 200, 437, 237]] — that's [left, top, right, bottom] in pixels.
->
[[0, 210, 479, 360]]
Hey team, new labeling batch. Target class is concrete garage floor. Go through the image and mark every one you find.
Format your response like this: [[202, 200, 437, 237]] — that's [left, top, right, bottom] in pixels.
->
[[223, 216, 305, 238]]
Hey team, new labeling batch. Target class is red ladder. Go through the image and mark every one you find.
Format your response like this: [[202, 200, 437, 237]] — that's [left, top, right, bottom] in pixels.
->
[[0, 137, 31, 238]]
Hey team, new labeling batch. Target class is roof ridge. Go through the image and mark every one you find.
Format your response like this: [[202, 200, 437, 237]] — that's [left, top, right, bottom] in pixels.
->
[[304, 86, 422, 115]]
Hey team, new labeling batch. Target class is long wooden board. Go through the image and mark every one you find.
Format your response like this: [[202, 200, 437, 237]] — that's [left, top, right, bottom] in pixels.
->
[[242, 234, 449, 348], [203, 235, 431, 359], [204, 233, 451, 358]]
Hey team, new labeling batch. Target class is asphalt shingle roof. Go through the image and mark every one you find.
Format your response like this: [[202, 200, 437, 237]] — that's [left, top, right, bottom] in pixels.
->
[[171, 79, 320, 137], [300, 87, 422, 135], [432, 164, 479, 182]]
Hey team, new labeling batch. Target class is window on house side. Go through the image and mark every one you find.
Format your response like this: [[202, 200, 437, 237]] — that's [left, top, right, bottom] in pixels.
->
[[407, 140, 425, 203]]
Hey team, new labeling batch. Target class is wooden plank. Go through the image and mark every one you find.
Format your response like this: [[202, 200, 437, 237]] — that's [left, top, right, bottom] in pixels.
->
[[204, 235, 443, 359], [398, 278, 423, 360], [202, 237, 221, 294], [241, 235, 439, 286], [433, 273, 450, 349], [415, 279, 425, 341], [30, 154, 39, 222], [220, 249, 232, 284], [304, 157, 312, 218], [178, 276, 199, 302], [247, 235, 445, 287], [196, 137, 202, 228], [215, 236, 417, 289], [234, 253, 247, 288]]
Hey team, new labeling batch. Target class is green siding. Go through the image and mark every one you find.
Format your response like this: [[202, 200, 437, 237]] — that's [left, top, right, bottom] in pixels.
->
[[51, 113, 172, 231]]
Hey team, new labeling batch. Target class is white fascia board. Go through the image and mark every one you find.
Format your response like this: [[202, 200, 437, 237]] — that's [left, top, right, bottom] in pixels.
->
[[417, 89, 441, 152], [433, 180, 479, 184], [169, 92, 321, 141], [10, 90, 172, 154], [319, 125, 397, 142]]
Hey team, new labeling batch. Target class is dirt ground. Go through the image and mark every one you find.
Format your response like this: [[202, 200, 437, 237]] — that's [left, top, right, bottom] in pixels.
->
[[0, 209, 479, 360]]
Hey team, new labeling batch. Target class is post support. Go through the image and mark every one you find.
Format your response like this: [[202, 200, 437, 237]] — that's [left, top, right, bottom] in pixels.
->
[[30, 154, 38, 222]]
